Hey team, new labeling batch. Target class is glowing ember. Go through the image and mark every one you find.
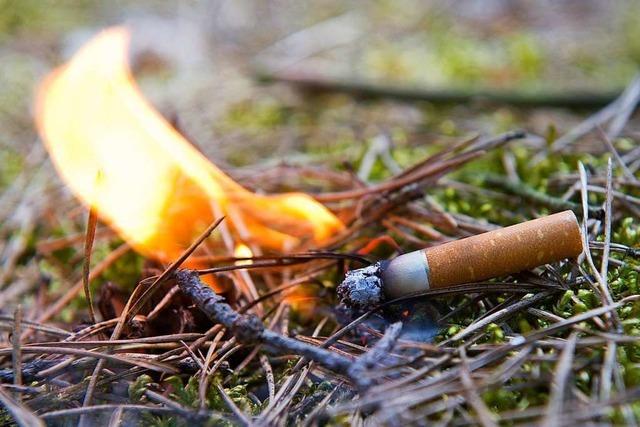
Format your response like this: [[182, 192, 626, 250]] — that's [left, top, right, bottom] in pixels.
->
[[35, 27, 343, 265]]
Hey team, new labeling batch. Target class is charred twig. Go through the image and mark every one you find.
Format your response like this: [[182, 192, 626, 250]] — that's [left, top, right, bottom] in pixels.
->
[[348, 322, 403, 389], [176, 270, 352, 371], [176, 270, 401, 390], [0, 359, 58, 384]]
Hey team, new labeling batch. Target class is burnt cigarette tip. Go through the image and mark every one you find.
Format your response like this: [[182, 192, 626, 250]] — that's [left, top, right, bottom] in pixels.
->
[[336, 262, 385, 311]]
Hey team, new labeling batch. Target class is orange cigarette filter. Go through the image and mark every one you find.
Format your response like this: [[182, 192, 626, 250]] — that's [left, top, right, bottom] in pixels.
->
[[382, 210, 584, 298]]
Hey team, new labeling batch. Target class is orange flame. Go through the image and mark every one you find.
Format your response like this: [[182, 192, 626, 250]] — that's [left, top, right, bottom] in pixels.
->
[[36, 27, 343, 264]]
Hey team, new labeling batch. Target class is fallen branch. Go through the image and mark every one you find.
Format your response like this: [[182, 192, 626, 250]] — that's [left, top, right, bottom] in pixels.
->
[[257, 69, 619, 108]]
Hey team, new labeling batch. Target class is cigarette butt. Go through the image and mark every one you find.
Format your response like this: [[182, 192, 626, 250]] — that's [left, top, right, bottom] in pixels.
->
[[382, 210, 583, 298]]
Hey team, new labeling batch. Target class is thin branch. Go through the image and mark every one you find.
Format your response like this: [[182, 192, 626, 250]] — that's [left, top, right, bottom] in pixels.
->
[[176, 270, 354, 375], [543, 332, 578, 426], [459, 346, 498, 427], [11, 305, 22, 400], [82, 207, 99, 325]]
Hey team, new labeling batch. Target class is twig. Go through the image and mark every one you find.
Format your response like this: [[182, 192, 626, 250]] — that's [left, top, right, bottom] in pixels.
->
[[597, 127, 638, 184], [253, 12, 363, 73], [315, 150, 483, 202], [464, 130, 527, 154], [107, 406, 123, 427], [348, 322, 403, 390], [578, 162, 620, 329], [600, 158, 615, 287], [39, 404, 221, 422], [11, 305, 22, 400], [458, 347, 497, 427], [353, 322, 403, 371], [333, 299, 634, 415], [177, 270, 402, 390], [0, 358, 57, 383], [600, 341, 616, 401], [543, 332, 578, 426], [82, 207, 99, 325], [176, 270, 353, 374], [214, 382, 251, 426], [260, 354, 276, 402], [541, 74, 640, 160], [444, 291, 556, 344], [357, 133, 401, 181], [607, 74, 640, 139], [0, 347, 178, 373], [145, 285, 180, 322]]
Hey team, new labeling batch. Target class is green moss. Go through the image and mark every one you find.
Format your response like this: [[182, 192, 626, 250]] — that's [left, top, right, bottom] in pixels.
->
[[0, 410, 13, 426], [506, 33, 544, 82], [163, 375, 259, 415], [517, 316, 533, 334], [0, 148, 22, 190], [614, 218, 640, 247], [622, 4, 640, 66], [611, 268, 639, 297], [483, 388, 518, 412], [485, 323, 505, 343], [222, 98, 290, 134], [129, 374, 153, 402], [577, 289, 598, 310], [97, 242, 144, 290], [0, 0, 93, 39], [623, 363, 640, 387]]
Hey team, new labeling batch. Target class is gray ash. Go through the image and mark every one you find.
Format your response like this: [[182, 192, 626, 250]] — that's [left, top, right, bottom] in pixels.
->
[[337, 262, 387, 310]]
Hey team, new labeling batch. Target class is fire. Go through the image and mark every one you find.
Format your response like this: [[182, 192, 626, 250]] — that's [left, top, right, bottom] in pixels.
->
[[35, 27, 343, 265]]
